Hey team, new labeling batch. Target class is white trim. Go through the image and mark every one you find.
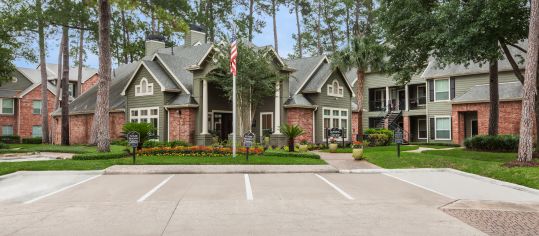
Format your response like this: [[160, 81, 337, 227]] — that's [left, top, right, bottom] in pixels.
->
[[0, 98, 15, 115], [417, 118, 427, 139], [433, 78, 450, 102], [129, 107, 160, 137], [322, 107, 349, 141], [416, 84, 427, 106], [259, 112, 273, 141], [152, 54, 191, 94], [294, 56, 328, 95], [134, 78, 154, 96], [327, 80, 344, 97], [315, 67, 356, 97], [120, 62, 170, 95], [434, 116, 451, 140]]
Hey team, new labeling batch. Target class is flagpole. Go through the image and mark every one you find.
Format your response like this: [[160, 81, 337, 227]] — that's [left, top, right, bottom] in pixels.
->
[[232, 74, 237, 157]]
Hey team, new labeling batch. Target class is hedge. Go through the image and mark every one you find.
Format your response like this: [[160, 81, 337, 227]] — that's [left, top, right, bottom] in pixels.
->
[[138, 146, 264, 157], [0, 135, 20, 144], [263, 150, 321, 159], [463, 135, 519, 152], [22, 137, 42, 144], [72, 152, 129, 160]]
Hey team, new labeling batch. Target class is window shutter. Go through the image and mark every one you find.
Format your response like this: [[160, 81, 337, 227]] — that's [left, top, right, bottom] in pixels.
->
[[430, 118, 435, 140], [450, 78, 456, 99], [429, 80, 434, 102]]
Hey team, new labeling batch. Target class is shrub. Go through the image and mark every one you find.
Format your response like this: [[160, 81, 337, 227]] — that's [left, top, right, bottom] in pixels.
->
[[0, 143, 9, 149], [366, 133, 391, 146], [122, 122, 156, 148], [142, 140, 191, 148], [280, 124, 305, 152], [364, 128, 393, 140], [138, 146, 264, 157], [464, 135, 519, 152], [0, 135, 20, 144], [72, 152, 129, 160], [22, 137, 42, 144], [263, 150, 321, 159], [111, 139, 128, 146]]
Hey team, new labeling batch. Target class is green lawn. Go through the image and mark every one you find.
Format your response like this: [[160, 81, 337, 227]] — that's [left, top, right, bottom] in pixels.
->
[[363, 145, 539, 189], [0, 144, 127, 154]]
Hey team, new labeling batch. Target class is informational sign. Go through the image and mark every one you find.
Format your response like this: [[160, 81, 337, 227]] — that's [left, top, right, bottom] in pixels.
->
[[243, 131, 255, 148], [394, 128, 403, 144], [127, 131, 140, 148], [327, 128, 343, 138]]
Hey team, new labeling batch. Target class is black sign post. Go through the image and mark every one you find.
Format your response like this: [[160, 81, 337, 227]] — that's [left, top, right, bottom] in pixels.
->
[[394, 128, 403, 158], [243, 131, 255, 161], [327, 128, 344, 147], [127, 131, 140, 164]]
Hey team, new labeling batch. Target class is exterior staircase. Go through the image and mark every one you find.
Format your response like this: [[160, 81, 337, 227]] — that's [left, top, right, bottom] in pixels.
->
[[374, 110, 409, 144]]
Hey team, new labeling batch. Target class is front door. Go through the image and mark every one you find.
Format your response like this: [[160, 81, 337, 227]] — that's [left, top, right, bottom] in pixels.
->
[[220, 113, 233, 140], [398, 90, 406, 110], [471, 120, 478, 137]]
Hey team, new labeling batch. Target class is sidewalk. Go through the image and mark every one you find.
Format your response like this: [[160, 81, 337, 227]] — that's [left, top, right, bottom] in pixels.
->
[[104, 165, 338, 174], [313, 151, 381, 170]]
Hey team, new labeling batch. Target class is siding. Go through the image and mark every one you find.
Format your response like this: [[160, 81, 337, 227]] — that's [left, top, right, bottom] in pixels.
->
[[309, 71, 352, 143], [125, 67, 168, 141], [0, 70, 33, 92]]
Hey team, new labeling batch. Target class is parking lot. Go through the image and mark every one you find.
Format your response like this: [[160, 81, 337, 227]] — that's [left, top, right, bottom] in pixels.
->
[[1, 171, 539, 235]]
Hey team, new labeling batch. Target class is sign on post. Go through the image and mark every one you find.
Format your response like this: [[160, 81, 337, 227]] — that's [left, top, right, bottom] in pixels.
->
[[327, 128, 345, 147], [243, 131, 255, 161], [127, 131, 140, 164], [394, 128, 403, 157]]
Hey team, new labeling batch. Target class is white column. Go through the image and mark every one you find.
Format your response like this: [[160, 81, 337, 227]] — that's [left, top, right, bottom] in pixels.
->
[[405, 84, 409, 111], [385, 86, 390, 112], [274, 82, 281, 134], [201, 79, 209, 134]]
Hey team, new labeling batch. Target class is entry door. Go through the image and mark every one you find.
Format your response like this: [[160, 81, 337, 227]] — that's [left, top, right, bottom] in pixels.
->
[[471, 120, 478, 137], [215, 113, 233, 140], [398, 90, 406, 110]]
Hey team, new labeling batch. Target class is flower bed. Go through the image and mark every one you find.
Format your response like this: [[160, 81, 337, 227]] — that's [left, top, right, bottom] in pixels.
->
[[138, 146, 264, 157]]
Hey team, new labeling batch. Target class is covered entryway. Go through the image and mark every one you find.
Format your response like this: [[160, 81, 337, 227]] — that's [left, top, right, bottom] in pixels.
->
[[212, 112, 233, 141]]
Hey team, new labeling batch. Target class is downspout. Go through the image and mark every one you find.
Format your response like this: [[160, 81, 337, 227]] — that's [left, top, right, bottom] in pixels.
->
[[17, 98, 21, 137], [165, 107, 169, 142], [312, 106, 318, 143], [426, 81, 429, 144]]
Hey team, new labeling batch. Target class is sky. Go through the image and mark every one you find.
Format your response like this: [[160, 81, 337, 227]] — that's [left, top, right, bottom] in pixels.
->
[[13, 7, 297, 70]]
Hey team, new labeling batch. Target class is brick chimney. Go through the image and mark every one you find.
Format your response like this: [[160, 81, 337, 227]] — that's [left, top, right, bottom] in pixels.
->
[[185, 24, 207, 46], [145, 34, 166, 56]]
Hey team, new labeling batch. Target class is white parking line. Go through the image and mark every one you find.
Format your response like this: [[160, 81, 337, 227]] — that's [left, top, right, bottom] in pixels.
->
[[382, 173, 455, 199], [315, 174, 354, 200], [24, 175, 102, 204], [244, 174, 253, 200], [137, 175, 174, 203]]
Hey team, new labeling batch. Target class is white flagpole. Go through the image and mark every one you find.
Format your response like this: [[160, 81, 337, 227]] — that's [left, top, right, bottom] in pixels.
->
[[232, 74, 237, 157]]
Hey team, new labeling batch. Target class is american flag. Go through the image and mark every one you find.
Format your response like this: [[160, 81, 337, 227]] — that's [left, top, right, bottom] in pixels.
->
[[230, 36, 238, 76]]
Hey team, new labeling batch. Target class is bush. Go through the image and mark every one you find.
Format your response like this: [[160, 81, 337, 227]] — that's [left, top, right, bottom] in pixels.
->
[[22, 137, 42, 144], [142, 140, 191, 148], [0, 135, 20, 144], [0, 143, 9, 149], [364, 128, 393, 140], [263, 150, 321, 159], [138, 146, 264, 157], [365, 133, 391, 146], [122, 122, 157, 147], [72, 152, 129, 160], [464, 135, 519, 152]]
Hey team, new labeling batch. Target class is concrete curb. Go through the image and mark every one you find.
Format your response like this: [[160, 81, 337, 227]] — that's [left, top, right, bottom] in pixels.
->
[[104, 165, 339, 174], [341, 168, 539, 196], [0, 170, 104, 180]]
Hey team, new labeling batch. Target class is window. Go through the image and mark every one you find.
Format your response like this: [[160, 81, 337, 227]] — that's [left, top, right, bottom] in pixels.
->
[[323, 107, 349, 139], [68, 83, 75, 97], [135, 78, 154, 96], [260, 112, 273, 140], [12, 77, 17, 83], [0, 98, 14, 114], [417, 119, 427, 139], [2, 126, 13, 136], [327, 80, 344, 97], [435, 117, 451, 140], [417, 85, 426, 105], [434, 79, 449, 101], [130, 107, 159, 136], [33, 100, 42, 114], [32, 126, 42, 137]]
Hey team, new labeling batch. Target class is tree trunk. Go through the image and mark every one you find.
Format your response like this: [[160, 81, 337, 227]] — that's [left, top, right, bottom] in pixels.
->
[[518, 0, 539, 162], [120, 10, 128, 64], [248, 0, 254, 42], [321, 2, 337, 53], [54, 33, 64, 109], [316, 0, 322, 55], [207, 0, 215, 42], [500, 38, 525, 83], [356, 69, 365, 137], [345, 7, 351, 47], [288, 138, 295, 152], [77, 27, 84, 97], [60, 26, 70, 146], [272, 0, 278, 53], [488, 59, 499, 136], [36, 0, 49, 144], [95, 0, 112, 152], [294, 0, 302, 58]]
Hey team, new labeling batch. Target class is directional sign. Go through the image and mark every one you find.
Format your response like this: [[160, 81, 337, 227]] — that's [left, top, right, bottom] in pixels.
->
[[327, 128, 343, 138], [243, 131, 255, 147], [127, 131, 140, 148], [394, 128, 403, 144]]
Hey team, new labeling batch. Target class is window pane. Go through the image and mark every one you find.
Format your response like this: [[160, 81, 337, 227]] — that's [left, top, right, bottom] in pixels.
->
[[151, 109, 158, 116], [33, 101, 42, 114], [130, 119, 137, 123], [436, 91, 449, 100], [436, 130, 450, 139], [32, 126, 42, 137], [436, 118, 450, 130], [435, 79, 449, 100], [324, 110, 330, 116], [333, 119, 339, 128], [2, 99, 13, 114], [2, 126, 13, 136], [141, 110, 148, 116], [339, 88, 343, 95], [141, 118, 148, 123], [131, 110, 138, 116], [341, 111, 347, 117], [333, 110, 339, 116], [324, 118, 330, 129]]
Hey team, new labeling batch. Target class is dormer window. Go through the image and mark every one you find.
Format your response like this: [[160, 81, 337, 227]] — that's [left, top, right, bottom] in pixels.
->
[[327, 80, 344, 97], [135, 78, 153, 96]]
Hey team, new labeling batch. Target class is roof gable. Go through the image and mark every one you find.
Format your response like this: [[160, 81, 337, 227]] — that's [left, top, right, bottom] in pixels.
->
[[120, 61, 180, 96]]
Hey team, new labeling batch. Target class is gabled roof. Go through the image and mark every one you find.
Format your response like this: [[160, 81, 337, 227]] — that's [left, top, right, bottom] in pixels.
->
[[165, 93, 199, 108], [452, 81, 522, 104], [37, 63, 98, 83], [301, 62, 334, 93], [345, 68, 358, 86], [283, 94, 315, 108], [421, 40, 527, 79], [13, 67, 57, 97], [286, 55, 327, 95], [120, 60, 184, 95]]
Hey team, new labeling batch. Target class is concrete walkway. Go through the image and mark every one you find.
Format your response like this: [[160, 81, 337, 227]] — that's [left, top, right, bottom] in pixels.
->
[[404, 146, 460, 153], [104, 164, 338, 174], [313, 151, 381, 170], [0, 152, 74, 162]]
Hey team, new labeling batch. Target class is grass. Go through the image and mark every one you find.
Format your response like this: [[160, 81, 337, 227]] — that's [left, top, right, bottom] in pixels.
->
[[0, 146, 326, 176], [0, 144, 127, 154], [363, 145, 539, 190]]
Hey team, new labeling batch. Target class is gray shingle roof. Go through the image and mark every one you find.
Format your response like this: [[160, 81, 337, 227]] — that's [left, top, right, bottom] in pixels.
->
[[142, 61, 179, 91], [0, 89, 18, 98], [283, 94, 314, 108], [422, 41, 527, 79], [52, 62, 139, 116], [452, 81, 522, 104], [286, 56, 326, 94], [302, 62, 333, 93], [1, 67, 58, 97], [40, 63, 98, 83], [165, 93, 198, 107], [345, 68, 358, 86]]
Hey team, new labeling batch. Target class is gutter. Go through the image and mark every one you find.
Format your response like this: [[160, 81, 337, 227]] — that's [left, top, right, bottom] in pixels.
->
[[163, 104, 199, 109], [451, 98, 522, 105], [283, 104, 317, 109]]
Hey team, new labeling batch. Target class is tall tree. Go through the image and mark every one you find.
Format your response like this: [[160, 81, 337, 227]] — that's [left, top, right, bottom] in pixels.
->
[[60, 26, 70, 145], [36, 0, 49, 144], [518, 0, 539, 162], [94, 0, 112, 152], [271, 0, 279, 53]]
